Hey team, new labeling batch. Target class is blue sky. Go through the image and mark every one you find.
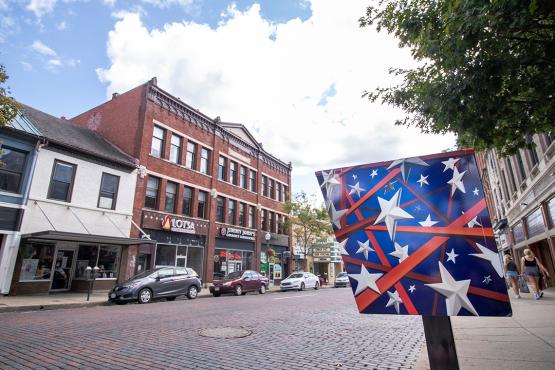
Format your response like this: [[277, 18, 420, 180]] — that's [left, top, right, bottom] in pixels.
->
[[1, 0, 455, 198]]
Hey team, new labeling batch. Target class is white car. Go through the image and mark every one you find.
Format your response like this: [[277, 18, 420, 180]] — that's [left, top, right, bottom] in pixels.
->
[[334, 272, 350, 287], [280, 272, 320, 291]]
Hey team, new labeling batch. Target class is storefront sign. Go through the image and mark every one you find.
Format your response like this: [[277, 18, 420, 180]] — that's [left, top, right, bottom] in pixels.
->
[[317, 150, 512, 317], [273, 264, 282, 280], [162, 215, 196, 234], [219, 227, 256, 241]]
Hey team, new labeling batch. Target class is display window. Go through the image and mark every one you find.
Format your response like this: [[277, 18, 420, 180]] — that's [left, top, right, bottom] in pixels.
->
[[213, 249, 253, 280], [19, 243, 55, 281], [75, 244, 121, 279], [155, 244, 204, 276]]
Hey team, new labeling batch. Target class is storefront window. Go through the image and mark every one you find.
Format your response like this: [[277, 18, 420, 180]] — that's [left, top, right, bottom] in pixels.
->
[[549, 197, 555, 228], [187, 247, 203, 276], [75, 245, 120, 279], [154, 244, 204, 276], [156, 244, 177, 267], [213, 249, 253, 280], [19, 243, 55, 281]]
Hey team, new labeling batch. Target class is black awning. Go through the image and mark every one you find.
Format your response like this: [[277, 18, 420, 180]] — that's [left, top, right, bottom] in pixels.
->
[[21, 230, 156, 245], [493, 218, 508, 232]]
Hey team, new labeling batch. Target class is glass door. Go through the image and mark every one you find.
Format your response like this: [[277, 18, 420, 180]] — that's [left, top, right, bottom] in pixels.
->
[[50, 247, 76, 291]]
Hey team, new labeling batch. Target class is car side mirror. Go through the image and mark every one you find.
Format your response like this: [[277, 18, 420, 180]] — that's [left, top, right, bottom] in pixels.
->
[[244, 277, 250, 281], [155, 276, 161, 281]]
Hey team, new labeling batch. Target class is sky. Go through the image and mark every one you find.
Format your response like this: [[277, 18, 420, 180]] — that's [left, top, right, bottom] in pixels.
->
[[1, 0, 456, 201]]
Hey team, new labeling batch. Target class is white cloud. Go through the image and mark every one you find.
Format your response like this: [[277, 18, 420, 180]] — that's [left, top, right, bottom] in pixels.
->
[[98, 1, 455, 195], [141, 0, 193, 9], [21, 61, 33, 71], [31, 40, 57, 56], [48, 58, 62, 66], [56, 20, 66, 30], [26, 0, 57, 17], [103, 0, 117, 6]]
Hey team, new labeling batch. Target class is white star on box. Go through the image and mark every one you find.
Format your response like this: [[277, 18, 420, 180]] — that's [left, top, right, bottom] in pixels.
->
[[417, 174, 429, 187], [348, 182, 365, 198], [419, 214, 439, 227], [408, 285, 416, 293], [482, 275, 492, 284], [470, 243, 504, 277], [467, 216, 482, 228], [338, 238, 349, 255], [370, 169, 378, 179], [387, 157, 429, 182], [425, 262, 479, 316], [446, 248, 458, 264], [441, 157, 460, 172], [329, 202, 347, 229], [356, 239, 374, 260], [349, 265, 383, 295], [352, 174, 357, 180], [389, 242, 409, 262], [473, 187, 479, 196], [447, 167, 467, 196], [385, 290, 404, 314], [320, 170, 341, 202], [374, 189, 413, 241]]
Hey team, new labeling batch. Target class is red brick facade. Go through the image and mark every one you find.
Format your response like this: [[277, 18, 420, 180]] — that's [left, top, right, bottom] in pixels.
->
[[72, 78, 292, 282]]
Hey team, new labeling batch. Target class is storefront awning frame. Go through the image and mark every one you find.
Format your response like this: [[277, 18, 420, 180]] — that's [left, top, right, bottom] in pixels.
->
[[21, 230, 156, 245]]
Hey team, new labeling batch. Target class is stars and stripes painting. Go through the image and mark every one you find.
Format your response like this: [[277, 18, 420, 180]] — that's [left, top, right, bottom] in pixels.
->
[[316, 149, 512, 317]]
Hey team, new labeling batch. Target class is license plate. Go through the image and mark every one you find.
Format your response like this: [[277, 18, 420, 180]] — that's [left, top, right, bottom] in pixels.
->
[[214, 287, 220, 291], [110, 293, 116, 299]]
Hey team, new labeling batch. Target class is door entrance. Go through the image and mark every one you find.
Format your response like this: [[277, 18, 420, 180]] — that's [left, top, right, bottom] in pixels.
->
[[50, 247, 76, 291]]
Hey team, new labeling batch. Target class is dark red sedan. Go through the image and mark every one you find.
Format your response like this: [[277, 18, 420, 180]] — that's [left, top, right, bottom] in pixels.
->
[[210, 270, 269, 297]]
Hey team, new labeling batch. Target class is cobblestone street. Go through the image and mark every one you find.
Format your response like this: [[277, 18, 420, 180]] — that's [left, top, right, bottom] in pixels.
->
[[0, 288, 424, 370]]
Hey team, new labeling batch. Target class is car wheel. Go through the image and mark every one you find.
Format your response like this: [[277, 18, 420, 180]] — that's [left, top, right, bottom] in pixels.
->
[[259, 284, 266, 294], [187, 285, 199, 299], [234, 285, 243, 296], [212, 292, 221, 297], [314, 282, 319, 290], [299, 282, 305, 291], [166, 297, 177, 301], [138, 288, 152, 304]]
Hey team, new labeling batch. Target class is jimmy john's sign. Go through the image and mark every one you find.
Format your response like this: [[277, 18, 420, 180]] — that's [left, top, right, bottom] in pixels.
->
[[219, 227, 256, 241]]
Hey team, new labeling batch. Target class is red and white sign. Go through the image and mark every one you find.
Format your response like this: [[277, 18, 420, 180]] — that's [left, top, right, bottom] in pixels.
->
[[162, 215, 196, 234]]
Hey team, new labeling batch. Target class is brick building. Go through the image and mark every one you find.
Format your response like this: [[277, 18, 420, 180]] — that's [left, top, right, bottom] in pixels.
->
[[71, 78, 292, 284]]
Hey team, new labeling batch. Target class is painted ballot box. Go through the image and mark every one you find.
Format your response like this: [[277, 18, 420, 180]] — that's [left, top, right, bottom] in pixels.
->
[[316, 150, 512, 317]]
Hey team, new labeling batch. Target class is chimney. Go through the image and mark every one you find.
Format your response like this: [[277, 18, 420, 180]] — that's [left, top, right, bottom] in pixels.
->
[[112, 92, 119, 99], [60, 116, 66, 120], [150, 77, 157, 86]]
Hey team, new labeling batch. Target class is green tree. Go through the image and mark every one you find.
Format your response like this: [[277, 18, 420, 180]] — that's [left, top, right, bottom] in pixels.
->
[[360, 0, 555, 155], [0, 64, 19, 128], [283, 192, 333, 261]]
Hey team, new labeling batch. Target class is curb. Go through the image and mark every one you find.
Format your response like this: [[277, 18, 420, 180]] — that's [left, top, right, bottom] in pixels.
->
[[0, 285, 333, 313]]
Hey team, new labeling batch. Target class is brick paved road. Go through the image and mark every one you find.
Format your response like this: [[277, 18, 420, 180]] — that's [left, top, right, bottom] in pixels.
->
[[0, 288, 424, 370]]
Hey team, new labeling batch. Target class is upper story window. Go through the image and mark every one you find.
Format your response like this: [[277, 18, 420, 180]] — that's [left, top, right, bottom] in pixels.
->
[[144, 176, 160, 209], [0, 146, 27, 194], [48, 160, 76, 202], [269, 179, 275, 199], [165, 181, 177, 213], [249, 170, 256, 192], [169, 134, 182, 164], [238, 203, 246, 226], [182, 186, 193, 216], [515, 151, 526, 182], [248, 206, 255, 228], [261, 175, 267, 196], [283, 185, 289, 202], [218, 156, 227, 181], [98, 173, 120, 210], [185, 141, 197, 170], [269, 212, 276, 233], [197, 190, 207, 219], [277, 183, 282, 202], [228, 199, 236, 224], [151, 126, 165, 158], [200, 148, 210, 175], [261, 209, 267, 231], [216, 196, 225, 223], [240, 166, 247, 188], [230, 161, 238, 185]]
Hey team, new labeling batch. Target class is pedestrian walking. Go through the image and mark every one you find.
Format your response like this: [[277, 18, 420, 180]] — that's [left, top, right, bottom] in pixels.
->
[[503, 254, 520, 299], [520, 249, 550, 300]]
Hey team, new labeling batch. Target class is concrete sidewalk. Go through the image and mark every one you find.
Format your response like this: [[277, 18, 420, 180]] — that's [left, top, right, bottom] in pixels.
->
[[414, 287, 555, 369], [0, 283, 331, 313]]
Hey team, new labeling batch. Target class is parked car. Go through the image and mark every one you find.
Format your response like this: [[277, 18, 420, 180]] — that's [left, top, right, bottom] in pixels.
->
[[210, 270, 269, 297], [108, 266, 202, 304], [280, 272, 320, 291], [334, 272, 350, 288]]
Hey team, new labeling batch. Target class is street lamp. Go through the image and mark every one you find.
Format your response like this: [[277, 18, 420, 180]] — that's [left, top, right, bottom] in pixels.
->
[[85, 266, 100, 301], [264, 232, 271, 282]]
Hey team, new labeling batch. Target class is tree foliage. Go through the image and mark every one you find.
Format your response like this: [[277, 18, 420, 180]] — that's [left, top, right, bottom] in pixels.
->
[[360, 0, 555, 155], [283, 192, 333, 257], [0, 64, 19, 128]]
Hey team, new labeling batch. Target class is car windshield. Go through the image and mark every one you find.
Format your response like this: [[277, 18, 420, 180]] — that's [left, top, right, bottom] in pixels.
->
[[337, 272, 348, 278], [132, 270, 155, 280], [288, 273, 304, 279], [226, 271, 243, 279]]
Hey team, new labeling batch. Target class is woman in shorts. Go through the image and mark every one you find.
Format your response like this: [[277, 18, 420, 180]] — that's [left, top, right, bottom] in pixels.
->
[[520, 249, 550, 300], [503, 254, 520, 298]]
